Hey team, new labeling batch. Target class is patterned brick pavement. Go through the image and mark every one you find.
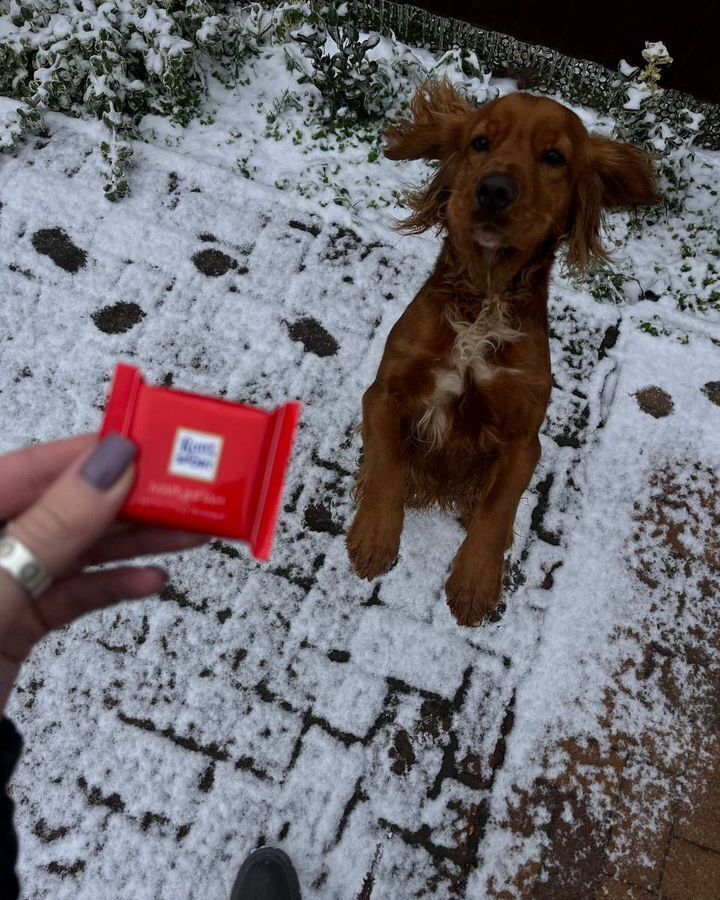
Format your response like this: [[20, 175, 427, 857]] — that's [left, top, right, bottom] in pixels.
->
[[2, 98, 719, 900]]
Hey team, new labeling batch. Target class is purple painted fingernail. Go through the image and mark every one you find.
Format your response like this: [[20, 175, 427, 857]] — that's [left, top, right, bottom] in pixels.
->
[[80, 434, 137, 490]]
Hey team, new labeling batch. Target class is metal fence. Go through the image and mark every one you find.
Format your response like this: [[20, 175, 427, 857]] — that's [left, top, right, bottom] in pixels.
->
[[355, 0, 720, 149]]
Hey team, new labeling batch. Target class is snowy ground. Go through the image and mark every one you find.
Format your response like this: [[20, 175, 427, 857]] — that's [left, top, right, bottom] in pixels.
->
[[2, 38, 720, 900]]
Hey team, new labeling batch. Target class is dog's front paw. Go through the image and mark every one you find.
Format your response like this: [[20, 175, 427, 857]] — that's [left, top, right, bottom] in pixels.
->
[[347, 508, 401, 581], [445, 555, 503, 627]]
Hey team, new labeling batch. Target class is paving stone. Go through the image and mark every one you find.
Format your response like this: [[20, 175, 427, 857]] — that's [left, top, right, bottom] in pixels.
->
[[290, 647, 387, 738], [674, 756, 720, 854], [278, 725, 366, 852], [349, 608, 475, 699], [604, 762, 675, 890], [455, 653, 514, 787], [661, 837, 720, 900]]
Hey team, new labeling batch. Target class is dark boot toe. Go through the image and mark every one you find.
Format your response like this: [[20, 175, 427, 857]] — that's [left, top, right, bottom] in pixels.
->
[[230, 848, 301, 900]]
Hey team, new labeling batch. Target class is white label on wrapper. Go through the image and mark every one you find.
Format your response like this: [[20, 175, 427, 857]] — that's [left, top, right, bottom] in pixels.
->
[[169, 428, 224, 483]]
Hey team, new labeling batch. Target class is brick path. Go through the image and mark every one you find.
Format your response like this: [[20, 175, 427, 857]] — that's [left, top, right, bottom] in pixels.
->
[[493, 465, 720, 900], [2, 103, 719, 900]]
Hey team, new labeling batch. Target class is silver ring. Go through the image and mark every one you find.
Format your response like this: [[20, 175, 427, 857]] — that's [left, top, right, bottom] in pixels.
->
[[0, 531, 52, 598]]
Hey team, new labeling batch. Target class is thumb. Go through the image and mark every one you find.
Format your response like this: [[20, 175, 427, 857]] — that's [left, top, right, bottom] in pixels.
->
[[7, 434, 137, 577]]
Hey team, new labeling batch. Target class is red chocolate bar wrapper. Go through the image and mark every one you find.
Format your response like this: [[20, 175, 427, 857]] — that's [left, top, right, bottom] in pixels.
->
[[100, 364, 302, 561]]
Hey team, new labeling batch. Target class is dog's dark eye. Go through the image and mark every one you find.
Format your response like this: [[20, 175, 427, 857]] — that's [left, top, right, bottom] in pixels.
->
[[543, 149, 566, 167], [471, 136, 490, 152]]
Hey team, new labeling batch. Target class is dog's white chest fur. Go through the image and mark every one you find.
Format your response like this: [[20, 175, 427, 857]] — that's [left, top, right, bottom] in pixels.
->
[[415, 300, 523, 447]]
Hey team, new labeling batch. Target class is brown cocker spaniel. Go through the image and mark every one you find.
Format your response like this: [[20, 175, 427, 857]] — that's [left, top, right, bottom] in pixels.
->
[[347, 82, 660, 626]]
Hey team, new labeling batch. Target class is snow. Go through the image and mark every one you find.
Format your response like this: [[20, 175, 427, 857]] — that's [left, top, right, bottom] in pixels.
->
[[2, 29, 719, 900]]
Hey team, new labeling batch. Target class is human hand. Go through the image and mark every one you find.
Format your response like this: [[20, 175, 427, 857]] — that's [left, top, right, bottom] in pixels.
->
[[0, 433, 207, 714]]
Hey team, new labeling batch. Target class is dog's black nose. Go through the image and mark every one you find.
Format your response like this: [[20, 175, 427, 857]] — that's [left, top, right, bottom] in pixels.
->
[[476, 174, 518, 212]]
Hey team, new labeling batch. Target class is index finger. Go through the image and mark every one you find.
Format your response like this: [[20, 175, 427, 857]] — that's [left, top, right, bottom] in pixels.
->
[[0, 434, 97, 520]]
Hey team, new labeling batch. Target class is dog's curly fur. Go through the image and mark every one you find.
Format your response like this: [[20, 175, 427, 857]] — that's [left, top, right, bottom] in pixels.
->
[[347, 82, 660, 625]]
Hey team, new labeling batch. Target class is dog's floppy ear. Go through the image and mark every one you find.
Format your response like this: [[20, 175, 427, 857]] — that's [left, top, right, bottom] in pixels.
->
[[385, 79, 473, 161], [566, 137, 661, 272], [590, 136, 662, 208], [387, 80, 474, 234]]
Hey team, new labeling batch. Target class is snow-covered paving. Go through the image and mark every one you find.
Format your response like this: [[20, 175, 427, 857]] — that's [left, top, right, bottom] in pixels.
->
[[2, 37, 719, 900]]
